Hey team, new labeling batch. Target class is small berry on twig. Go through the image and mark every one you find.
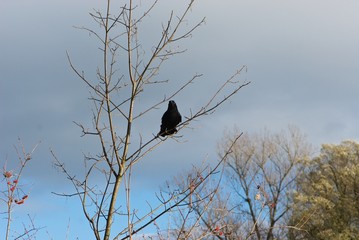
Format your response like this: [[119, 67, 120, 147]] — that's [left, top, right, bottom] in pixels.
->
[[4, 171, 13, 178]]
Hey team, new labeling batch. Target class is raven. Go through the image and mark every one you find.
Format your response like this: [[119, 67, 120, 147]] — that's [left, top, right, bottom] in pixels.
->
[[158, 100, 182, 137]]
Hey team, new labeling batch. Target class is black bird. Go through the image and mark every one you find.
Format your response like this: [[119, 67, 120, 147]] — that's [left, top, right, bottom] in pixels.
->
[[158, 100, 182, 137]]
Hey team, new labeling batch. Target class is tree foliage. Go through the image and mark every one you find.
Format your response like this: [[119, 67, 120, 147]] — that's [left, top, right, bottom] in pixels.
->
[[289, 140, 359, 240]]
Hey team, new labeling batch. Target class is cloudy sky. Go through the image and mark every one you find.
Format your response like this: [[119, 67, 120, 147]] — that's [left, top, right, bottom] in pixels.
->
[[1, 0, 359, 239]]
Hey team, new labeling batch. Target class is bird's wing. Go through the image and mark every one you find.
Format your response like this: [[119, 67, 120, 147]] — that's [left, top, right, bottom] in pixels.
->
[[161, 111, 170, 124]]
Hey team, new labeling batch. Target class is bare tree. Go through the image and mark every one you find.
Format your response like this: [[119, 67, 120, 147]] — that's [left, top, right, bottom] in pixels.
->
[[164, 134, 243, 240], [52, 0, 249, 239], [1, 139, 40, 240], [172, 127, 312, 240], [222, 126, 312, 239]]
